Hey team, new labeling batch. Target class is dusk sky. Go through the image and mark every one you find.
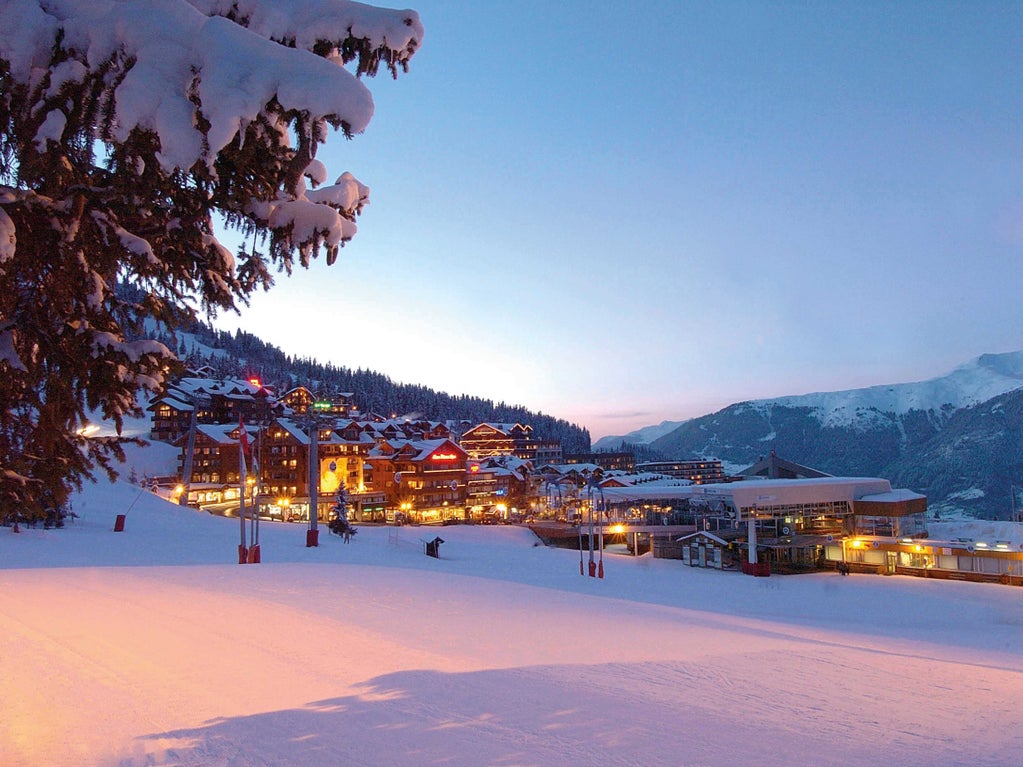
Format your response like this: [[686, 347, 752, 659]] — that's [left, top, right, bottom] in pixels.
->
[[216, 1, 1023, 441]]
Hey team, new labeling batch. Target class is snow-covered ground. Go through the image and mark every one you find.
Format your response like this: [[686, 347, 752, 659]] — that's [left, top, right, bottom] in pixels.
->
[[3, 472, 1023, 766]]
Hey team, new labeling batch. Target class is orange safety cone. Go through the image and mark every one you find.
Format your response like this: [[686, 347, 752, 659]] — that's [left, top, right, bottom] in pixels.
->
[[238, 544, 248, 564], [306, 529, 319, 547], [247, 544, 261, 563]]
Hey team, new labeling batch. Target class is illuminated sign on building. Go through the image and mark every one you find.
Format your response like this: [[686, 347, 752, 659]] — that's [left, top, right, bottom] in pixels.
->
[[430, 453, 459, 461]]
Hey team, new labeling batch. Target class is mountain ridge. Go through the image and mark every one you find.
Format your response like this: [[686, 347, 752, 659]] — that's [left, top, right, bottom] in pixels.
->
[[612, 351, 1023, 519], [596, 351, 1023, 449]]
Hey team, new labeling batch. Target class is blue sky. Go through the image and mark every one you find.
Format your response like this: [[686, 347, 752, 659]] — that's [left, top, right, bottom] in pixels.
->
[[217, 1, 1023, 441]]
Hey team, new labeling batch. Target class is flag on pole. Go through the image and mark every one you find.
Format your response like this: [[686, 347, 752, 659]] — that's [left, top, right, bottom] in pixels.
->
[[239, 416, 251, 471], [238, 416, 249, 562]]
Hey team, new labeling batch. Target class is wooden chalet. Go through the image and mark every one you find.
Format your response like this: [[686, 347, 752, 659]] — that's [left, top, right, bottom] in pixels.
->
[[150, 393, 204, 443], [466, 456, 534, 521], [364, 438, 469, 524], [149, 376, 276, 442], [173, 422, 257, 507], [459, 422, 536, 460], [261, 417, 309, 502], [280, 386, 358, 417], [280, 386, 316, 414]]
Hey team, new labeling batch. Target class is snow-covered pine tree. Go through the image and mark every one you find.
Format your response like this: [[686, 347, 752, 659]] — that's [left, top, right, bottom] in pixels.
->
[[0, 0, 422, 520]]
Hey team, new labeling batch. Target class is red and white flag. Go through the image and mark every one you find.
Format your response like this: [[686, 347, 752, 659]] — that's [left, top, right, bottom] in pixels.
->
[[238, 416, 251, 459]]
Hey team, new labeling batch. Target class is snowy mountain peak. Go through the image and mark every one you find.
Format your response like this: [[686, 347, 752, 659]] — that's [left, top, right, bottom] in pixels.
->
[[593, 419, 689, 451], [596, 350, 1023, 448], [759, 350, 1023, 428]]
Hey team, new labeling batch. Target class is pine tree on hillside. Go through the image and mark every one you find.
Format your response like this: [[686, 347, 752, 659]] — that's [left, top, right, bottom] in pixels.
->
[[0, 1, 422, 520], [172, 320, 593, 451]]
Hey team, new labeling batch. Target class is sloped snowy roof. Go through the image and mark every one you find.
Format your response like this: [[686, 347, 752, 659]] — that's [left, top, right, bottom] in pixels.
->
[[194, 423, 254, 444], [411, 438, 464, 461], [860, 489, 926, 503], [150, 396, 194, 412], [602, 472, 686, 487], [272, 418, 311, 444], [599, 477, 901, 508], [677, 531, 731, 546], [543, 463, 601, 475]]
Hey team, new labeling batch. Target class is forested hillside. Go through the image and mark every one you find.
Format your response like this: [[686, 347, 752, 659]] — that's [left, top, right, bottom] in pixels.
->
[[155, 322, 592, 452]]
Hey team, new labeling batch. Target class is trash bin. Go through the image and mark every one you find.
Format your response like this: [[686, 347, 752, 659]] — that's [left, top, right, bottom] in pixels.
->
[[424, 536, 445, 558]]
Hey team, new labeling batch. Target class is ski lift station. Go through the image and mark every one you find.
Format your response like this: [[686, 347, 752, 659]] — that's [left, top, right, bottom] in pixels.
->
[[556, 476, 1023, 584]]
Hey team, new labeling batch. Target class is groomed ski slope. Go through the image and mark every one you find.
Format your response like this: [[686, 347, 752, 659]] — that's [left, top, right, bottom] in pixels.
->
[[2, 477, 1022, 767]]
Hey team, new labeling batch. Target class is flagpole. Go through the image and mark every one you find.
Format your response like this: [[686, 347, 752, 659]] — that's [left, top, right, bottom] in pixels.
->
[[253, 427, 260, 548], [254, 485, 260, 546]]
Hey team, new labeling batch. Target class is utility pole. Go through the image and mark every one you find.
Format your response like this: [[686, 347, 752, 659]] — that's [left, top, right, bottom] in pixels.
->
[[178, 393, 211, 507], [299, 400, 339, 546], [307, 417, 319, 547], [747, 505, 758, 566]]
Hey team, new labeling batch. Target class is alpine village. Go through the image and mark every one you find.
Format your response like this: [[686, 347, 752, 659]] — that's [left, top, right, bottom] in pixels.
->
[[143, 329, 1023, 588]]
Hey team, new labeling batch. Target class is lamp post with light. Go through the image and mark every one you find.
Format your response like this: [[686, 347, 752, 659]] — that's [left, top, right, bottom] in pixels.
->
[[586, 476, 605, 578]]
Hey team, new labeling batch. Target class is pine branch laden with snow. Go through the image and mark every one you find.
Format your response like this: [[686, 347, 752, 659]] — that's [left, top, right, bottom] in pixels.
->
[[0, 0, 422, 517]]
